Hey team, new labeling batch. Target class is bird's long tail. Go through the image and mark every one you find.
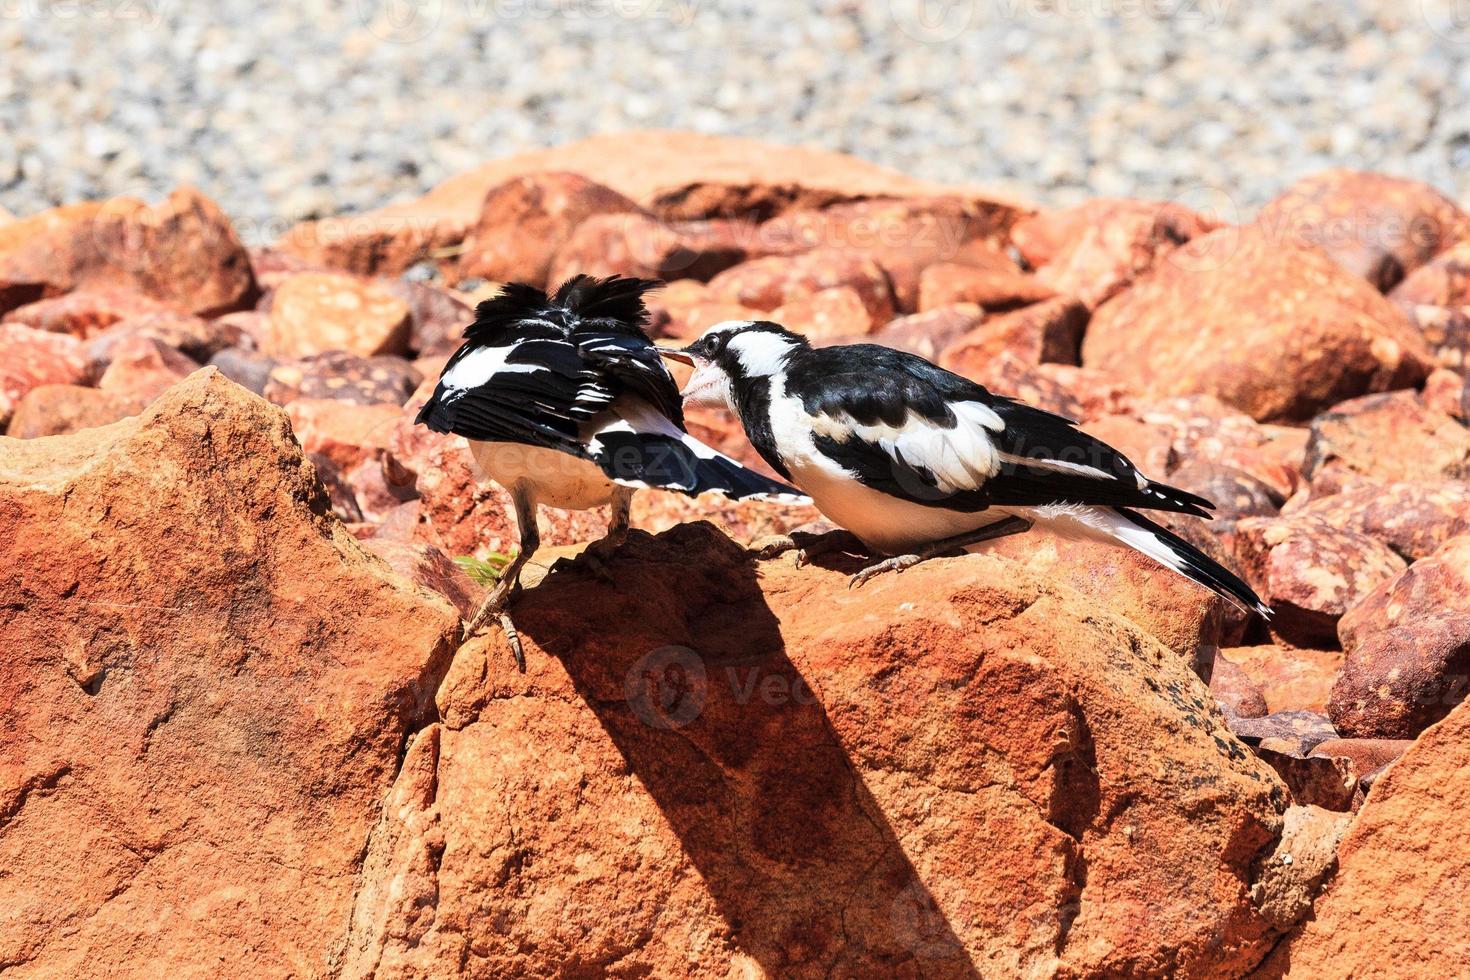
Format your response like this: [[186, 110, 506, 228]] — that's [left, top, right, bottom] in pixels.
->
[[1107, 507, 1270, 617], [1021, 503, 1271, 618], [586, 403, 810, 503]]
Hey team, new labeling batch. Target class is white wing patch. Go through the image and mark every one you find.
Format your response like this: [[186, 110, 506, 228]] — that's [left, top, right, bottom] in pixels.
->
[[440, 344, 545, 394], [812, 400, 1006, 494], [994, 451, 1120, 483]]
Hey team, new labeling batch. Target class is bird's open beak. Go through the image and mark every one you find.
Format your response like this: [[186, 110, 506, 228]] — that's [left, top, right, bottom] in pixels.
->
[[654, 345, 695, 366]]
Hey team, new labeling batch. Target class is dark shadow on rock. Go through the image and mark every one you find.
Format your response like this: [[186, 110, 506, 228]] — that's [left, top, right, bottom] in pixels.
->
[[513, 521, 982, 979]]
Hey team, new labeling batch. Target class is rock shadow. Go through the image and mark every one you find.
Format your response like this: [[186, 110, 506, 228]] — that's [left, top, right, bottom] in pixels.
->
[[514, 522, 981, 978]]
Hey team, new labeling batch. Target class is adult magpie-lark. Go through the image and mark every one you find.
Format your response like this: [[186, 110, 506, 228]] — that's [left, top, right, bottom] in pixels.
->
[[417, 277, 807, 668], [659, 320, 1270, 617]]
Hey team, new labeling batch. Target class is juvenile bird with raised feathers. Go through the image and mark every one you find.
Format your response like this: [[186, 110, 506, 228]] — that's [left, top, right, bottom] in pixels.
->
[[660, 320, 1270, 618], [417, 277, 807, 668]]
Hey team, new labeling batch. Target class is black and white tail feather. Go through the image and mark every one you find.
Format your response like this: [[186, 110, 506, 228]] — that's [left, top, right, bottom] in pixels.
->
[[672, 322, 1270, 618], [416, 275, 805, 503]]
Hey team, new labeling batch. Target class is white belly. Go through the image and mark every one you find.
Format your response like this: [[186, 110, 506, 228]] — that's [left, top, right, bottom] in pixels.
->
[[469, 440, 617, 511], [792, 458, 1004, 554]]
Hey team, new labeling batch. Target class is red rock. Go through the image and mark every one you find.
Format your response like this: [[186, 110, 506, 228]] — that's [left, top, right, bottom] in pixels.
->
[[987, 529, 1224, 678], [96, 336, 201, 404], [264, 272, 412, 359], [1032, 199, 1220, 308], [1389, 238, 1470, 307], [381, 279, 473, 357], [457, 172, 641, 286], [1211, 654, 1268, 719], [756, 198, 1013, 311], [769, 286, 874, 342], [1422, 366, 1468, 419], [342, 453, 420, 524], [871, 303, 985, 359], [1331, 535, 1470, 738], [1251, 746, 1358, 812], [867, 240, 1017, 314], [0, 188, 256, 317], [85, 312, 243, 374], [1227, 710, 1339, 757], [916, 261, 1055, 312], [1072, 414, 1178, 476], [1011, 198, 1216, 270], [643, 278, 762, 341], [1235, 516, 1407, 647], [1125, 395, 1305, 502], [939, 296, 1086, 373], [706, 248, 896, 329], [951, 351, 1084, 418], [6, 384, 137, 438], [630, 493, 820, 545], [1262, 699, 1470, 975], [0, 324, 89, 426], [1081, 223, 1433, 422], [1294, 479, 1470, 560], [1033, 363, 1135, 421], [278, 132, 1029, 276], [1398, 302, 1470, 370], [360, 538, 486, 621], [1219, 645, 1344, 715], [349, 522, 1299, 977], [547, 213, 751, 285], [1307, 737, 1413, 783], [264, 351, 422, 407], [0, 370, 458, 975], [1255, 169, 1470, 289], [755, 196, 997, 257], [207, 347, 278, 396], [284, 398, 403, 474], [1168, 462, 1283, 521], [247, 245, 330, 290], [1304, 390, 1470, 489], [308, 450, 364, 523], [0, 288, 175, 338], [212, 309, 271, 347]]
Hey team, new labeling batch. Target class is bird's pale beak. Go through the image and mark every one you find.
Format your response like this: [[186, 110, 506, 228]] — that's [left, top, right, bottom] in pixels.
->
[[655, 345, 695, 366]]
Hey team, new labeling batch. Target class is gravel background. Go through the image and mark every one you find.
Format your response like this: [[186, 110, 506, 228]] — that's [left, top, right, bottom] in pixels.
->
[[4, 0, 1470, 243]]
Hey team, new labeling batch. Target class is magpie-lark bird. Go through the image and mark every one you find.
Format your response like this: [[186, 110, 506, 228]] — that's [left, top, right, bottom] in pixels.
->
[[659, 320, 1270, 617], [417, 277, 807, 668]]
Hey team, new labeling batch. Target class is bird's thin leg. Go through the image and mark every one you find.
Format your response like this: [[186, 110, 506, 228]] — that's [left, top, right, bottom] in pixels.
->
[[465, 485, 539, 671], [752, 526, 865, 567], [574, 485, 634, 585], [849, 516, 1034, 590]]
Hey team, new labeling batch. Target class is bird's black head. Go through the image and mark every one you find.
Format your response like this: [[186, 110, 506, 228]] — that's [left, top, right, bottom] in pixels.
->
[[660, 319, 809, 410]]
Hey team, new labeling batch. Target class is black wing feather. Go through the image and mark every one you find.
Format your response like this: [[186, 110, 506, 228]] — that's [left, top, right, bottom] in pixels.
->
[[786, 344, 1214, 517], [417, 275, 688, 462]]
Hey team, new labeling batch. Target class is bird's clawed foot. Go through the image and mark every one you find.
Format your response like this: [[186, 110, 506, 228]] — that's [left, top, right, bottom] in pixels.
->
[[463, 592, 526, 672], [750, 527, 862, 568], [848, 553, 923, 589]]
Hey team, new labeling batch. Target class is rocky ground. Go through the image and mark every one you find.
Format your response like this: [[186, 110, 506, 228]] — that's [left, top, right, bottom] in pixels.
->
[[2, 131, 1469, 976]]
